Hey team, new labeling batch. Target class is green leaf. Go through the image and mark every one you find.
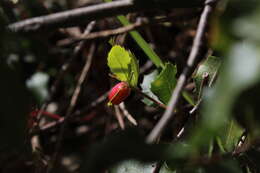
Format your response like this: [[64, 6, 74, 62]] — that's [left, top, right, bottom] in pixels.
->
[[141, 67, 192, 107], [140, 70, 161, 106], [107, 45, 139, 87], [194, 56, 221, 97], [151, 63, 177, 104], [110, 160, 156, 173]]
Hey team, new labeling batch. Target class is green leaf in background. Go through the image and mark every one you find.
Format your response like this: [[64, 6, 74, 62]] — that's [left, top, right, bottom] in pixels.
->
[[191, 42, 260, 148], [110, 160, 157, 173], [194, 55, 221, 97], [151, 63, 177, 104], [187, 0, 260, 157], [107, 45, 139, 87], [140, 70, 162, 106], [26, 72, 49, 104]]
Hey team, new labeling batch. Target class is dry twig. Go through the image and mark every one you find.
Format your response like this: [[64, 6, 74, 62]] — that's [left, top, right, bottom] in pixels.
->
[[119, 102, 138, 126], [114, 106, 125, 129], [57, 16, 180, 46], [58, 19, 143, 46], [7, 0, 203, 33]]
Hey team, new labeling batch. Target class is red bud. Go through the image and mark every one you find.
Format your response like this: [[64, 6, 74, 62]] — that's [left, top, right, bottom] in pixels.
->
[[108, 82, 131, 105]]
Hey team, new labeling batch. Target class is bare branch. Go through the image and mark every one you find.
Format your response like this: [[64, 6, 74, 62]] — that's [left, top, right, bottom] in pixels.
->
[[146, 0, 218, 144], [7, 0, 203, 33], [57, 15, 195, 46]]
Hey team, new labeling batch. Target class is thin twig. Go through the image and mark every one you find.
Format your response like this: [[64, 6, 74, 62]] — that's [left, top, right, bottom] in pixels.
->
[[176, 127, 185, 139], [58, 20, 143, 46], [114, 106, 125, 129], [146, 0, 218, 143], [7, 0, 203, 33], [31, 92, 108, 136], [134, 88, 167, 109], [57, 16, 178, 46], [73, 92, 109, 117], [189, 99, 202, 114], [48, 43, 96, 172], [119, 102, 138, 126], [65, 44, 96, 117], [232, 130, 248, 155]]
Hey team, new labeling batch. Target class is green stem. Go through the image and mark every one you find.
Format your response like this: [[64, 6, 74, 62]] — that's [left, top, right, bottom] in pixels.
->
[[216, 137, 226, 153], [104, 0, 164, 68]]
